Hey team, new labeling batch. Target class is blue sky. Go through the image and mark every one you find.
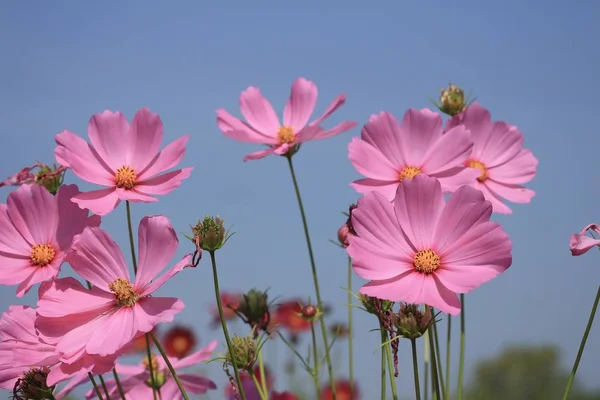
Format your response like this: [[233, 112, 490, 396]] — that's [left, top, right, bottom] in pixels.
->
[[1, 1, 599, 398]]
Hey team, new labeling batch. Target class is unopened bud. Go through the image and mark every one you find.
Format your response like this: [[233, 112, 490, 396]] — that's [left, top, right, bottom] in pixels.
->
[[301, 304, 317, 319], [360, 294, 394, 316], [192, 216, 231, 252], [143, 354, 166, 388], [392, 303, 433, 340], [438, 82, 467, 117], [337, 224, 350, 248], [35, 164, 67, 195], [226, 335, 256, 371], [236, 289, 271, 337], [13, 367, 54, 400]]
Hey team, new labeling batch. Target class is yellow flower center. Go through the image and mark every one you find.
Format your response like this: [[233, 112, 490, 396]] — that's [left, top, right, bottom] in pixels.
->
[[466, 160, 488, 182], [30, 244, 56, 267], [172, 336, 190, 354], [142, 354, 159, 372], [277, 126, 295, 144], [413, 249, 440, 274], [115, 166, 137, 190], [399, 166, 422, 181], [108, 278, 138, 307]]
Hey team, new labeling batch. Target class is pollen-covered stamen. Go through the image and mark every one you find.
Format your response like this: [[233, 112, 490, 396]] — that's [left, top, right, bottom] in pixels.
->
[[277, 126, 295, 144], [142, 354, 160, 372], [399, 166, 421, 181], [413, 249, 440, 274], [108, 278, 138, 307], [115, 166, 137, 190], [466, 159, 488, 182], [30, 244, 56, 267]]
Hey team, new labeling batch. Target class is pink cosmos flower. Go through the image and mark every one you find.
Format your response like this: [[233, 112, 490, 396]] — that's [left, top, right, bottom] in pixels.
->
[[0, 184, 100, 297], [570, 224, 600, 256], [348, 109, 479, 200], [35, 215, 190, 364], [216, 77, 357, 161], [54, 107, 193, 216], [346, 174, 512, 315], [446, 102, 538, 214], [0, 305, 93, 399], [85, 341, 218, 399], [0, 162, 67, 191]]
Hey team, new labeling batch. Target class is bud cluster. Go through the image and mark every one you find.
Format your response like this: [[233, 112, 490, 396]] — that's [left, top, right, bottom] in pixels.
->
[[233, 289, 271, 337]]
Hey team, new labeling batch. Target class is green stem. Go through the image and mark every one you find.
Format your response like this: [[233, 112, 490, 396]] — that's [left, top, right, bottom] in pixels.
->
[[286, 155, 336, 399], [145, 334, 158, 400], [311, 322, 321, 399], [88, 373, 104, 400], [347, 256, 354, 399], [208, 251, 247, 400], [457, 294, 466, 400], [379, 322, 387, 400], [151, 333, 189, 400], [250, 371, 269, 400], [112, 368, 126, 400], [445, 315, 451, 400], [411, 339, 421, 400], [432, 312, 446, 400], [125, 201, 137, 274], [258, 345, 268, 398], [98, 375, 111, 400], [424, 333, 429, 400], [125, 201, 156, 400], [428, 324, 441, 400], [384, 328, 399, 400], [562, 285, 600, 400]]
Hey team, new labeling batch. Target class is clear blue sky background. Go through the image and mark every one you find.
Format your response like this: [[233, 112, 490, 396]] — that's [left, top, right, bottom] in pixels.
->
[[1, 1, 599, 399]]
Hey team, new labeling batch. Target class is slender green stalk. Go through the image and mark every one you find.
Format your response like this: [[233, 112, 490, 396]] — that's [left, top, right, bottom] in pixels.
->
[[88, 373, 105, 400], [457, 294, 466, 400], [445, 315, 451, 399], [379, 322, 387, 400], [411, 339, 422, 400], [112, 368, 126, 400], [311, 322, 321, 399], [347, 256, 354, 399], [98, 375, 111, 400], [151, 333, 189, 400], [125, 201, 137, 274], [208, 251, 247, 400], [258, 344, 268, 398], [424, 332, 429, 400], [286, 155, 336, 398], [428, 326, 442, 400], [562, 285, 600, 400], [125, 201, 157, 400], [250, 371, 269, 400], [384, 330, 399, 400], [145, 334, 158, 400], [432, 313, 446, 400]]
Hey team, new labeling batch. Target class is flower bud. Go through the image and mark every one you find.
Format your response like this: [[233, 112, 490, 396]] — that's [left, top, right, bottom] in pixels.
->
[[13, 367, 54, 400], [192, 216, 231, 252], [35, 164, 67, 195], [226, 335, 256, 371], [392, 303, 433, 340], [236, 289, 271, 336], [143, 354, 166, 388], [329, 322, 350, 338], [337, 224, 350, 248], [359, 294, 394, 316], [438, 82, 467, 117], [301, 304, 317, 319]]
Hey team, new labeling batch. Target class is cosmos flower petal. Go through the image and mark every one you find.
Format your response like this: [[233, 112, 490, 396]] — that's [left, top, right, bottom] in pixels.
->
[[54, 130, 115, 186], [476, 182, 513, 214], [309, 94, 346, 127], [36, 277, 114, 319], [172, 340, 218, 369], [489, 149, 538, 185], [69, 227, 130, 290], [216, 109, 278, 144], [7, 184, 58, 245], [393, 175, 444, 249], [134, 216, 178, 288], [71, 188, 121, 216], [55, 184, 102, 250], [137, 136, 190, 180], [283, 77, 318, 132], [359, 271, 425, 303], [423, 276, 462, 315], [243, 147, 278, 161], [240, 87, 281, 134], [138, 254, 191, 296], [16, 265, 58, 298], [134, 297, 184, 333], [421, 124, 473, 174], [0, 204, 30, 254], [399, 108, 443, 164], [135, 168, 193, 196], [87, 110, 129, 171], [348, 137, 399, 180], [302, 120, 357, 141], [349, 178, 399, 200], [485, 180, 535, 204], [86, 308, 137, 356], [179, 374, 218, 393], [126, 108, 165, 171]]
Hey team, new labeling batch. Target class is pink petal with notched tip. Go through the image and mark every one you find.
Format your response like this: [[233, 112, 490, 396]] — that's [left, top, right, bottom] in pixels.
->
[[217, 109, 278, 144], [71, 187, 121, 216], [87, 110, 129, 171], [349, 178, 399, 201], [7, 184, 58, 245], [134, 216, 178, 288], [348, 137, 399, 181], [126, 108, 164, 171], [283, 77, 318, 132], [68, 227, 130, 290], [421, 125, 473, 174], [398, 108, 444, 164], [55, 184, 102, 250], [54, 130, 115, 186], [240, 87, 281, 134], [137, 135, 190, 180], [135, 167, 193, 196]]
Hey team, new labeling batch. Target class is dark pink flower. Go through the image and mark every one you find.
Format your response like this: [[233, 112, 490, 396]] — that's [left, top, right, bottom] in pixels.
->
[[570, 224, 600, 256]]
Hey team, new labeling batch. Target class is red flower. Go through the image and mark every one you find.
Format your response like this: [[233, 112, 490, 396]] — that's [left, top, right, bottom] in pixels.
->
[[163, 325, 196, 358], [272, 300, 311, 334], [210, 291, 241, 327], [321, 379, 359, 400], [272, 391, 298, 400]]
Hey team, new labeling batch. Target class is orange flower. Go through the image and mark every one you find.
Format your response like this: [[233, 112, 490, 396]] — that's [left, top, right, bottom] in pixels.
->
[[210, 291, 241, 327], [163, 325, 196, 358], [321, 379, 359, 400], [273, 300, 311, 334]]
